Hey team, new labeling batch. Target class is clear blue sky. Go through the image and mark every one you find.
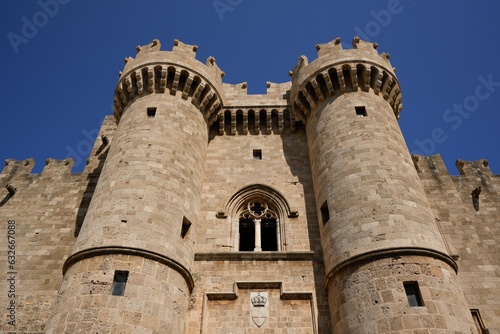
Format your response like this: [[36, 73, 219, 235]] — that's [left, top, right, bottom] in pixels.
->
[[1, 1, 499, 174]]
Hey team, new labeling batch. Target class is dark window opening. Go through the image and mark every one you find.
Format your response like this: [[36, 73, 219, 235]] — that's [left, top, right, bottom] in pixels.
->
[[404, 282, 423, 307], [471, 309, 489, 334], [236, 111, 244, 134], [259, 110, 267, 134], [261, 219, 278, 251], [343, 67, 353, 91], [355, 106, 367, 117], [147, 107, 157, 118], [321, 200, 330, 225], [248, 110, 256, 134], [253, 149, 262, 160], [111, 271, 129, 296], [181, 216, 192, 238], [471, 186, 481, 212], [239, 219, 255, 251], [224, 110, 232, 134], [271, 110, 279, 134]]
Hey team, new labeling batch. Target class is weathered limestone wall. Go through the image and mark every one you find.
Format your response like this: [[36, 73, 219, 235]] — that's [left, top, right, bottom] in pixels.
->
[[189, 259, 318, 333], [45, 255, 190, 333], [46, 39, 223, 333], [415, 155, 500, 332], [0, 160, 83, 333], [305, 91, 449, 268], [2, 37, 499, 334], [0, 116, 115, 333], [72, 94, 207, 271], [291, 37, 476, 333], [46, 95, 208, 332], [198, 126, 314, 252], [191, 121, 331, 333], [329, 256, 477, 333]]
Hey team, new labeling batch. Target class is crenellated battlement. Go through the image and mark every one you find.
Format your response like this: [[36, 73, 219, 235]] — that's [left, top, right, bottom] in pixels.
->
[[289, 37, 402, 123], [412, 154, 495, 177], [1, 158, 78, 177], [221, 81, 290, 106], [2, 158, 35, 175], [41, 158, 74, 175], [114, 39, 225, 126], [456, 158, 491, 176], [214, 107, 297, 136], [5, 36, 500, 333], [214, 81, 295, 135], [114, 37, 403, 130]]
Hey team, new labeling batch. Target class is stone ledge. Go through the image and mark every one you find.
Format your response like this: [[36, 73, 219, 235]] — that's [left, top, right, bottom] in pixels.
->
[[324, 247, 459, 288], [194, 251, 314, 262], [64, 246, 194, 292]]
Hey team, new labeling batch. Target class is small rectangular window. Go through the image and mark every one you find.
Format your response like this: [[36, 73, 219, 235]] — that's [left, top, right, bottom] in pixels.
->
[[355, 106, 367, 117], [320, 200, 330, 225], [181, 216, 192, 238], [111, 271, 129, 296], [147, 107, 157, 118], [253, 149, 262, 160], [404, 282, 423, 307]]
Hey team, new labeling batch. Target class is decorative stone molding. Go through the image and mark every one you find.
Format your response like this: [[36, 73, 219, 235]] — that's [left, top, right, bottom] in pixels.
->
[[324, 247, 459, 288], [289, 37, 402, 123], [223, 184, 299, 220], [251, 292, 268, 307], [194, 251, 314, 261], [201, 281, 317, 334], [113, 39, 224, 126], [215, 107, 297, 135], [114, 63, 223, 126], [63, 246, 195, 292]]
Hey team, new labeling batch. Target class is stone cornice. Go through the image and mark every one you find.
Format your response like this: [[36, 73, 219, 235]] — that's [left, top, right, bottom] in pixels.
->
[[113, 61, 223, 126], [63, 246, 195, 292], [194, 251, 314, 261], [324, 247, 458, 288], [113, 39, 224, 127]]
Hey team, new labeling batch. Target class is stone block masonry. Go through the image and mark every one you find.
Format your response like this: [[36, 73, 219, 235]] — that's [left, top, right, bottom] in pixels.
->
[[1, 37, 499, 333]]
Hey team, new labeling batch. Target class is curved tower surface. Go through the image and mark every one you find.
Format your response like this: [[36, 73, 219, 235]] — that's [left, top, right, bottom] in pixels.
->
[[45, 40, 224, 333], [8, 37, 494, 334], [290, 37, 476, 333]]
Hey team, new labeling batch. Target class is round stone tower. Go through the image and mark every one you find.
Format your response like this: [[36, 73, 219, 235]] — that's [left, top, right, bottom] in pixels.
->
[[45, 39, 224, 333], [290, 37, 476, 333]]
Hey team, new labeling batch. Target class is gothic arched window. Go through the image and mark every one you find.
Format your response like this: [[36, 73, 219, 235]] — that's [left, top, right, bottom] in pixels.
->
[[239, 201, 279, 251], [221, 184, 298, 253]]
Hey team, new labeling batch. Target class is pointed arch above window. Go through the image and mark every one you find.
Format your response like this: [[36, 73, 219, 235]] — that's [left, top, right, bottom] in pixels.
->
[[221, 184, 299, 220], [219, 184, 298, 252]]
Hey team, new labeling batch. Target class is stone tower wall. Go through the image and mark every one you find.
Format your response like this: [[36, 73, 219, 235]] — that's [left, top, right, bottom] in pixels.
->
[[1, 37, 499, 334], [291, 37, 477, 333], [415, 155, 500, 332], [187, 114, 331, 332], [44, 40, 224, 333], [0, 116, 115, 333]]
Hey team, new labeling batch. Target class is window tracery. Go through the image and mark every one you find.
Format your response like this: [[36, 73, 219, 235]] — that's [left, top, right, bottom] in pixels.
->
[[239, 201, 279, 252]]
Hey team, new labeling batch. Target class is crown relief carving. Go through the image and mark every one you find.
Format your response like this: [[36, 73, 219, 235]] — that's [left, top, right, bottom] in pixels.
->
[[251, 293, 267, 307]]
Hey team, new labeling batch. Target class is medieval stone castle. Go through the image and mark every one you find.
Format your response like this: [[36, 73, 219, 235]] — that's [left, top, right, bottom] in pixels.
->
[[1, 37, 499, 333]]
